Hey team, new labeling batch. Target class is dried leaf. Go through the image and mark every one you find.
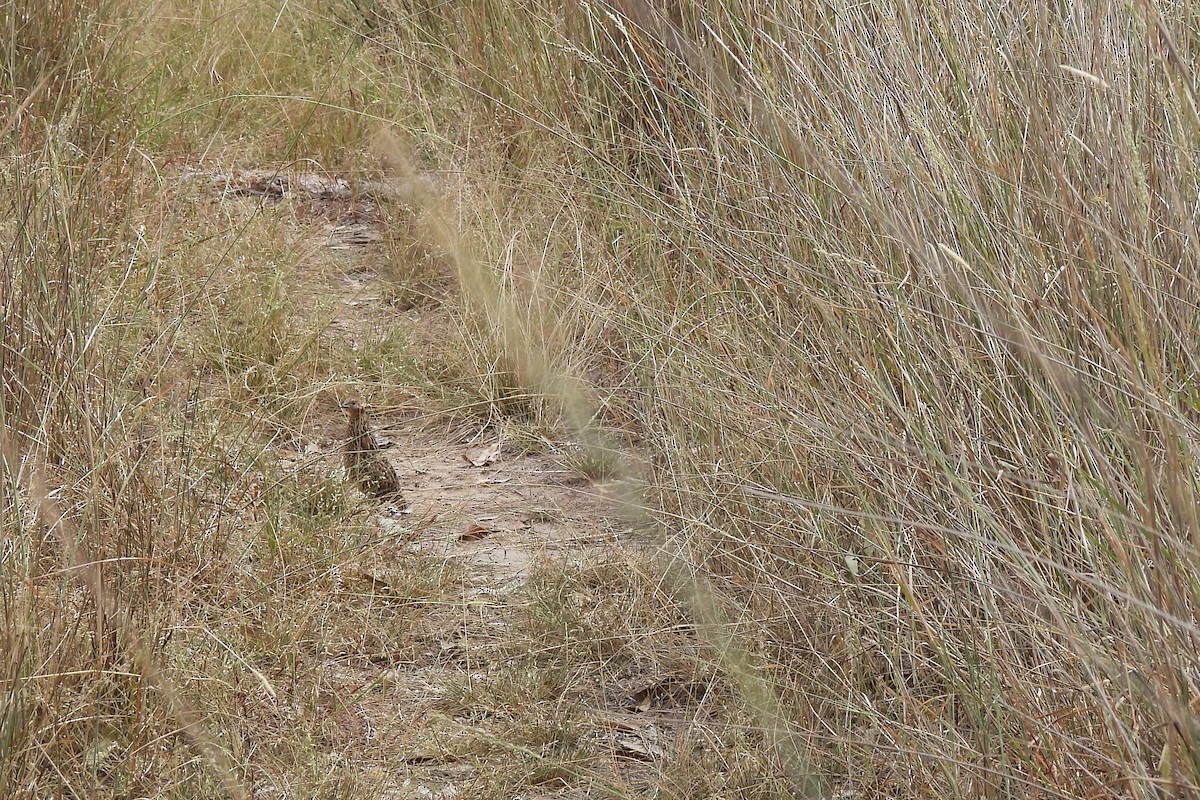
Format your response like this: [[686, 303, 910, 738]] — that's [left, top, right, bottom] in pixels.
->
[[614, 727, 665, 761], [463, 442, 502, 467], [459, 523, 495, 542]]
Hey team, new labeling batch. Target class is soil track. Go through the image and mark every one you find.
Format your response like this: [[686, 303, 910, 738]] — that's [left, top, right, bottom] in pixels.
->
[[202, 169, 697, 798]]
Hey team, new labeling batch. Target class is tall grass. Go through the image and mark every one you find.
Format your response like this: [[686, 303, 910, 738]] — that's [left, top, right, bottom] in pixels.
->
[[360, 0, 1200, 795], [1, 3, 464, 795], [6, 0, 1199, 795], [0, 3, 268, 796]]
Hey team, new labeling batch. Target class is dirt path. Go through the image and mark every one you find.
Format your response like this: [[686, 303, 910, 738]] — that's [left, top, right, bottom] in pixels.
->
[[206, 170, 697, 798]]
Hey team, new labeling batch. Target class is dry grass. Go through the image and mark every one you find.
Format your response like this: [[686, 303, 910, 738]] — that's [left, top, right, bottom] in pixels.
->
[[5, 0, 1200, 797], [354, 1, 1200, 796]]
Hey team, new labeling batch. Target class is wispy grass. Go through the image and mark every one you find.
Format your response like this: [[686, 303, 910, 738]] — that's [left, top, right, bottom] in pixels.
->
[[353, 0, 1200, 796], [0, 2, 430, 796]]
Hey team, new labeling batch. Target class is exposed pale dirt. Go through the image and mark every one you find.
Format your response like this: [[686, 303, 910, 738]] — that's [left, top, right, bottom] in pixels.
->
[[201, 169, 700, 798]]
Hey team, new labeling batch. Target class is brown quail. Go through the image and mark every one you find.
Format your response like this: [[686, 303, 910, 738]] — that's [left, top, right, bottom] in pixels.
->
[[341, 400, 405, 503]]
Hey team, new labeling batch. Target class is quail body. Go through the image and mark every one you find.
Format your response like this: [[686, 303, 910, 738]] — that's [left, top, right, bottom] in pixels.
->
[[341, 400, 405, 503]]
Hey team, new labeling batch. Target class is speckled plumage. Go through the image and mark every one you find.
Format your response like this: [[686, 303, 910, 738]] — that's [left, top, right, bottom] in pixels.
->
[[341, 400, 404, 502]]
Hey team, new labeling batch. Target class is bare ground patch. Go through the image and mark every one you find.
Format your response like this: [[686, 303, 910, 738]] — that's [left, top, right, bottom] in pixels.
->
[[177, 167, 726, 799]]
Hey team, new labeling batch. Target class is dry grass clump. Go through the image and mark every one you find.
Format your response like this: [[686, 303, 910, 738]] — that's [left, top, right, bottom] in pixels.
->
[[358, 0, 1200, 796], [0, 5, 431, 796], [130, 0, 396, 164], [0, 5, 214, 795]]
